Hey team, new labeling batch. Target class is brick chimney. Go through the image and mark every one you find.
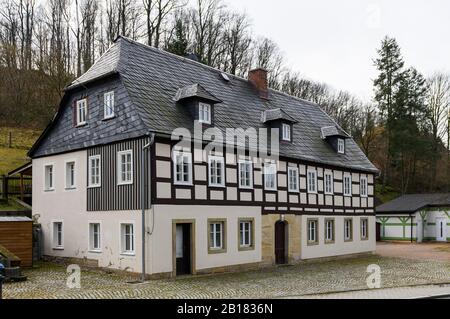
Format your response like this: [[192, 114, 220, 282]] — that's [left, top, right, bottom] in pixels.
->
[[248, 68, 269, 100]]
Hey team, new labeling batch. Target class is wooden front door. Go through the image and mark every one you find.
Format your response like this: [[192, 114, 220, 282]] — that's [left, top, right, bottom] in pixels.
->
[[376, 222, 381, 241], [275, 221, 287, 264], [176, 223, 192, 275]]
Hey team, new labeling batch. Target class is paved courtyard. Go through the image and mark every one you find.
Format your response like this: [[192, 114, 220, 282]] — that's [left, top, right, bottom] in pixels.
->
[[3, 251, 450, 299], [376, 242, 450, 262]]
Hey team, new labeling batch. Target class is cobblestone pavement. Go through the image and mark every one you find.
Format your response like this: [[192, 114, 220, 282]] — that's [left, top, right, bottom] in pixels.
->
[[376, 242, 450, 262], [3, 254, 450, 299], [294, 284, 450, 299]]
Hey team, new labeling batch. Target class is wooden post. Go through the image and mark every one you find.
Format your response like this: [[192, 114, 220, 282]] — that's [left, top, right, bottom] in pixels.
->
[[20, 172, 24, 201], [8, 131, 12, 148], [1, 175, 7, 200]]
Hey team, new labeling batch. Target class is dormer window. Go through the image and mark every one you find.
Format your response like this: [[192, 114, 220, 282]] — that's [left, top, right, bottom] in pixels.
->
[[104, 91, 115, 119], [282, 123, 291, 141], [199, 102, 211, 124], [338, 138, 345, 154]]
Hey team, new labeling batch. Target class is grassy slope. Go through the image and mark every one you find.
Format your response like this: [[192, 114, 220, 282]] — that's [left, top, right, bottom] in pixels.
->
[[375, 183, 401, 204], [0, 127, 40, 175]]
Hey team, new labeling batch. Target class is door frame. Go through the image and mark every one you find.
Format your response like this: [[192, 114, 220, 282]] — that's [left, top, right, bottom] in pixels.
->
[[172, 219, 196, 276], [436, 217, 447, 242], [274, 220, 289, 265]]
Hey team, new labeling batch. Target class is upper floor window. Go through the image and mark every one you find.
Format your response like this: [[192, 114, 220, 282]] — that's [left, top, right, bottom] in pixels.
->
[[117, 150, 133, 185], [88, 155, 101, 187], [199, 102, 211, 124], [344, 174, 352, 196], [324, 172, 333, 194], [264, 163, 277, 191], [44, 164, 54, 191], [65, 161, 75, 189], [338, 138, 345, 154], [282, 123, 291, 141], [104, 91, 115, 119], [208, 156, 225, 187], [173, 151, 192, 185], [288, 167, 299, 192], [238, 160, 253, 189], [360, 176, 368, 197], [307, 169, 317, 193], [76, 99, 87, 126]]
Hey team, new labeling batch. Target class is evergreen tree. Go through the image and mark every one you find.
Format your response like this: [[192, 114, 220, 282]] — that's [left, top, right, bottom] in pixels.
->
[[166, 18, 189, 57], [373, 36, 405, 191]]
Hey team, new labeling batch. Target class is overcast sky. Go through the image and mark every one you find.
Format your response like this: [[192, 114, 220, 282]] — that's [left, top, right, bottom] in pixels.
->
[[223, 0, 450, 101]]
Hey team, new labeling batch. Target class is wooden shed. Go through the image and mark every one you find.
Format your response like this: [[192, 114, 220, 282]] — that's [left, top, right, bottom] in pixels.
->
[[0, 216, 33, 267]]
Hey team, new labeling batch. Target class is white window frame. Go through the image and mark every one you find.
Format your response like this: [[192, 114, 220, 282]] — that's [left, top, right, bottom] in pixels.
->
[[120, 222, 135, 255], [337, 138, 345, 154], [88, 155, 101, 188], [325, 219, 334, 242], [76, 98, 87, 126], [239, 220, 252, 247], [104, 91, 115, 119], [52, 221, 64, 249], [361, 218, 368, 240], [343, 174, 352, 197], [117, 150, 133, 185], [208, 155, 225, 187], [199, 102, 211, 124], [282, 123, 291, 141], [44, 163, 55, 191], [238, 160, 253, 189], [89, 222, 102, 252], [307, 169, 317, 194], [173, 151, 193, 185], [360, 176, 368, 198], [307, 219, 318, 243], [65, 160, 76, 190], [344, 218, 353, 241], [324, 172, 334, 195], [287, 166, 299, 192], [264, 163, 277, 191], [209, 222, 223, 250]]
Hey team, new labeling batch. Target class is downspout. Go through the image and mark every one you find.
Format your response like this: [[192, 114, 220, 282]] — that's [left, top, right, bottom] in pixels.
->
[[140, 133, 155, 282], [410, 213, 413, 243]]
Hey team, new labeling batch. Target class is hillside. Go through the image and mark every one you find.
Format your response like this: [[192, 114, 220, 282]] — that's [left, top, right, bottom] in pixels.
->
[[0, 127, 40, 175]]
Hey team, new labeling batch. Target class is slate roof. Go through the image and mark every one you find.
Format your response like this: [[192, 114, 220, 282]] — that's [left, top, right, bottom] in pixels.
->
[[376, 193, 450, 214], [34, 36, 378, 173], [261, 108, 297, 124], [174, 83, 222, 103]]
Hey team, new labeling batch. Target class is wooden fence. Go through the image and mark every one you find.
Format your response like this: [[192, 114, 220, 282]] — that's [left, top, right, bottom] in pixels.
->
[[0, 176, 32, 200]]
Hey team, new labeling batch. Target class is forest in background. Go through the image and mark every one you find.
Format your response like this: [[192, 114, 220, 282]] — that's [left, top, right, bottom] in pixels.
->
[[1, 0, 450, 198]]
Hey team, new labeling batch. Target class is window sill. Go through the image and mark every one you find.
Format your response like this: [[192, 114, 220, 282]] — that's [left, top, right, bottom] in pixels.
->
[[288, 189, 299, 193], [208, 248, 226, 254], [325, 240, 335, 245], [118, 181, 133, 186], [264, 188, 277, 192], [307, 191, 318, 195], [344, 239, 353, 243], [238, 245, 254, 252], [44, 189, 55, 192], [307, 241, 319, 246], [174, 182, 193, 186], [76, 123, 87, 128], [209, 184, 226, 188], [88, 185, 101, 189], [239, 185, 253, 190], [89, 249, 102, 254], [120, 252, 135, 257], [53, 247, 64, 250], [65, 187, 76, 191], [102, 115, 115, 121]]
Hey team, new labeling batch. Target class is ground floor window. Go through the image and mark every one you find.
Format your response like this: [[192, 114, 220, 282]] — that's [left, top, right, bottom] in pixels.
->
[[361, 218, 369, 240], [208, 220, 226, 253], [121, 223, 135, 254], [307, 219, 318, 245], [325, 219, 335, 243], [238, 219, 254, 250], [344, 218, 353, 242], [53, 221, 63, 249], [89, 223, 101, 251]]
